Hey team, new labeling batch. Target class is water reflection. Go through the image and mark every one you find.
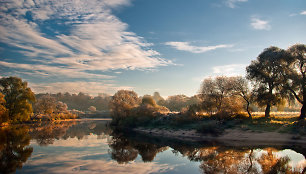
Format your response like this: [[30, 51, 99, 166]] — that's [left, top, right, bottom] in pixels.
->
[[1, 120, 305, 173], [29, 120, 112, 146], [0, 126, 33, 174], [109, 133, 168, 163], [108, 131, 306, 173]]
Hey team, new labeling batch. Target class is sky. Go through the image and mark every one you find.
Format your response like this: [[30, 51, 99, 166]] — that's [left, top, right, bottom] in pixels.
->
[[0, 0, 305, 97]]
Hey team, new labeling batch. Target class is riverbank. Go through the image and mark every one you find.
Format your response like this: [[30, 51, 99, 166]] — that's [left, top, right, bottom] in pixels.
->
[[133, 127, 306, 146]]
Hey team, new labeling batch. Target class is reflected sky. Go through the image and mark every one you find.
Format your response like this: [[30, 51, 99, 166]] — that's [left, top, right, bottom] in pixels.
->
[[2, 120, 304, 174]]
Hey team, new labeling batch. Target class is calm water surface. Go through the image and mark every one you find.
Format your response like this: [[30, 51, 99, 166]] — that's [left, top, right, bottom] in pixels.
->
[[1, 119, 305, 174]]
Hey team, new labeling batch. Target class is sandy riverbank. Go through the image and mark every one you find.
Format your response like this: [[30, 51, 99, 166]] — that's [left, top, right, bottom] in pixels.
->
[[133, 128, 306, 146]]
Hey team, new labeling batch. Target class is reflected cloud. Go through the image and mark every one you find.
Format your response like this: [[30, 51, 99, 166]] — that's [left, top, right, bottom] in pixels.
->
[[3, 121, 304, 174], [24, 138, 173, 174]]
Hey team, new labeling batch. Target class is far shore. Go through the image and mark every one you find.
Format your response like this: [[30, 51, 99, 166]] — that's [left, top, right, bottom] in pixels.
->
[[52, 118, 112, 121], [0, 118, 112, 127], [133, 127, 306, 146]]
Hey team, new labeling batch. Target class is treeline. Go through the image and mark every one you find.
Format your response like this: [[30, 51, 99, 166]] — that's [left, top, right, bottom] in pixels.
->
[[109, 44, 305, 123], [198, 44, 305, 120], [1, 44, 305, 124], [146, 92, 201, 112], [36, 92, 111, 112], [0, 77, 77, 124]]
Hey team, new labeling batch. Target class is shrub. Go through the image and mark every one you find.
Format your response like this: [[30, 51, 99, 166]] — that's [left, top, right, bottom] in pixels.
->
[[196, 120, 224, 135]]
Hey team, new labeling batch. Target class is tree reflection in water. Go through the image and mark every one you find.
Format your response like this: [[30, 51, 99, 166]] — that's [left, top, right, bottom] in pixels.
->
[[29, 121, 78, 146], [0, 126, 33, 174], [29, 120, 112, 146], [108, 132, 305, 173], [108, 133, 168, 164], [1, 121, 305, 173]]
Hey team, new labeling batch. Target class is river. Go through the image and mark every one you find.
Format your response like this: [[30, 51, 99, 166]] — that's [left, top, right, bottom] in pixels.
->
[[0, 119, 305, 174]]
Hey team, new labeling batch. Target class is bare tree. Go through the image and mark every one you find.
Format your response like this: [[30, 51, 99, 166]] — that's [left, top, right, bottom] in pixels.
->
[[232, 77, 253, 118]]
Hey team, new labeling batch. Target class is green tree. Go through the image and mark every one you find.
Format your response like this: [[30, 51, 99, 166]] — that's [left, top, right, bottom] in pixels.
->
[[0, 126, 33, 173], [0, 92, 8, 123], [0, 77, 35, 122], [246, 47, 286, 118], [280, 44, 305, 119]]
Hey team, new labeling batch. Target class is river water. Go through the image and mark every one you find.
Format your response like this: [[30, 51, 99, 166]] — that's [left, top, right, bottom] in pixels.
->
[[1, 119, 305, 174]]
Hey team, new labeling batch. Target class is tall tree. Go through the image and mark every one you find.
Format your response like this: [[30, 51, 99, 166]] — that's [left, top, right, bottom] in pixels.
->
[[246, 47, 286, 118], [0, 77, 35, 122], [232, 77, 253, 118], [0, 92, 8, 123], [280, 44, 306, 119]]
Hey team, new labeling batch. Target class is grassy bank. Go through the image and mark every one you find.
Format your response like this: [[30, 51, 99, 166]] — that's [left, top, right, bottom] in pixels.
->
[[111, 113, 306, 136]]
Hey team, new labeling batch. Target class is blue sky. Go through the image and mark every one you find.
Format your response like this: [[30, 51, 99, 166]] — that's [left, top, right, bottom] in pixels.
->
[[0, 0, 305, 97]]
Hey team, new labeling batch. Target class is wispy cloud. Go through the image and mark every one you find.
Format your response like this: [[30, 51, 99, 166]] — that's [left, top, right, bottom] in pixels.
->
[[225, 0, 248, 8], [0, 1, 172, 73], [0, 61, 113, 79], [193, 64, 246, 82], [27, 135, 173, 174], [29, 81, 133, 96], [250, 17, 271, 30], [165, 42, 233, 53], [212, 64, 246, 76], [0, 0, 173, 94], [300, 11, 306, 15]]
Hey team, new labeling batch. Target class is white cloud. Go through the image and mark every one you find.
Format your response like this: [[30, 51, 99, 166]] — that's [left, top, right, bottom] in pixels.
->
[[0, 0, 174, 94], [212, 64, 246, 76], [225, 0, 248, 8], [300, 11, 306, 15], [26, 135, 173, 174], [0, 0, 172, 77], [165, 42, 233, 53], [193, 64, 246, 82], [0, 61, 113, 79], [250, 17, 271, 30], [29, 81, 133, 96]]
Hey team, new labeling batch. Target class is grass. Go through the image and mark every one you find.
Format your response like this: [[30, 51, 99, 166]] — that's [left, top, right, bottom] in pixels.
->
[[112, 112, 305, 135]]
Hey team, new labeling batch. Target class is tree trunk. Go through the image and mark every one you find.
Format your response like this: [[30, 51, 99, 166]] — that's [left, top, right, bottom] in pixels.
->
[[246, 101, 252, 118], [299, 103, 305, 120], [247, 149, 254, 172], [265, 103, 271, 118]]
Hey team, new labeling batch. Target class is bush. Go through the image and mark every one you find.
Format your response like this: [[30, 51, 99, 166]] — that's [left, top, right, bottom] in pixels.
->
[[196, 120, 224, 135], [169, 114, 200, 127]]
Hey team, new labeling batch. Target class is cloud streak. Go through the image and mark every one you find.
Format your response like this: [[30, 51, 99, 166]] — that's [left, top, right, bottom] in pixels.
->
[[193, 64, 247, 82], [225, 0, 248, 8], [29, 81, 133, 96], [165, 42, 233, 53], [300, 11, 306, 15], [0, 0, 173, 94], [250, 17, 271, 30]]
